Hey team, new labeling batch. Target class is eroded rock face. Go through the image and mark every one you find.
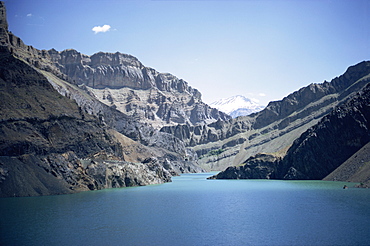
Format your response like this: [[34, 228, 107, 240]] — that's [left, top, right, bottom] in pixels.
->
[[45, 48, 230, 127], [56, 52, 225, 125], [0, 48, 172, 197], [280, 82, 370, 180], [41, 69, 203, 175], [162, 61, 370, 171], [211, 82, 370, 181], [1, 0, 229, 129], [0, 1, 206, 197], [208, 153, 280, 179]]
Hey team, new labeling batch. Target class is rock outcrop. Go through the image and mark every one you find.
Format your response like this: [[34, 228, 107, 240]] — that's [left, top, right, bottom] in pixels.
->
[[0, 50, 171, 197], [211, 82, 370, 182], [2, 21, 230, 128], [162, 61, 370, 171], [52, 49, 230, 127], [280, 82, 370, 180], [208, 153, 280, 179], [0, 2, 203, 197], [323, 142, 370, 184]]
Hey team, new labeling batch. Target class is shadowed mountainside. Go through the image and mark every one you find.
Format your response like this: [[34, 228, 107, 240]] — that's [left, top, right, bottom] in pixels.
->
[[0, 2, 203, 197], [161, 61, 370, 171], [0, 49, 173, 197], [210, 82, 370, 185], [2, 20, 230, 128], [1, 0, 369, 196]]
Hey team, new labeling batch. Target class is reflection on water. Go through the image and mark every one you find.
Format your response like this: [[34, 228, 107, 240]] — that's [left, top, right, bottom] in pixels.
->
[[1, 173, 369, 246]]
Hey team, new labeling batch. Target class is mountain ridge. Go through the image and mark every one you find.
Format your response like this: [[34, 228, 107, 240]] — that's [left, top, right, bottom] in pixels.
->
[[0, 1, 204, 197], [1, 0, 369, 197], [3, 28, 230, 128], [210, 81, 370, 185], [161, 61, 370, 171]]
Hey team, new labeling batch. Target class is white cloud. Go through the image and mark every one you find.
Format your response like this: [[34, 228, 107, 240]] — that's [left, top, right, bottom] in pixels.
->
[[26, 13, 32, 17], [92, 24, 111, 34], [258, 93, 266, 97]]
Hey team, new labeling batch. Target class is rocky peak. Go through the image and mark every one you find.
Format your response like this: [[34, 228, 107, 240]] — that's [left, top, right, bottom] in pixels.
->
[[0, 0, 230, 128], [43, 48, 228, 127], [0, 1, 8, 46], [50, 48, 202, 96], [0, 1, 7, 30], [211, 81, 370, 182], [90, 52, 143, 68], [255, 61, 370, 129]]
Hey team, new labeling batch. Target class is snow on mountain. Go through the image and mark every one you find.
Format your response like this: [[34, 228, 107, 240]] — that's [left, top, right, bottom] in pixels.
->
[[209, 95, 265, 118]]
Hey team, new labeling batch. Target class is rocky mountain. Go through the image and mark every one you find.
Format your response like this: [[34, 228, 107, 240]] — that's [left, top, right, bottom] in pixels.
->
[[323, 142, 370, 185], [50, 49, 231, 127], [1, 0, 369, 197], [22, 48, 230, 128], [210, 81, 370, 185], [209, 95, 265, 118], [161, 61, 370, 171], [1, 3, 229, 130], [0, 48, 171, 197], [0, 2, 203, 197]]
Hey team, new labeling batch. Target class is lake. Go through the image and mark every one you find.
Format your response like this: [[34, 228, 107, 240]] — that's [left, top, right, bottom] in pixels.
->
[[1, 173, 370, 246]]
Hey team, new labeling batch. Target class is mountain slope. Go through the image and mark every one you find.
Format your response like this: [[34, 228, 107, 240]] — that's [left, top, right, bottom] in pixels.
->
[[323, 142, 370, 184], [161, 61, 370, 171], [6, 33, 230, 128], [210, 95, 265, 118], [0, 49, 173, 197], [280, 82, 370, 180], [0, 2, 203, 197], [211, 81, 370, 184]]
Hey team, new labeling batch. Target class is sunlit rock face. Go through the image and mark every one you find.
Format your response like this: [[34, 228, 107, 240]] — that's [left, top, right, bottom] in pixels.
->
[[210, 81, 370, 182], [1, 0, 230, 130], [0, 1, 205, 197], [46, 49, 230, 128], [280, 81, 370, 180], [161, 61, 370, 171]]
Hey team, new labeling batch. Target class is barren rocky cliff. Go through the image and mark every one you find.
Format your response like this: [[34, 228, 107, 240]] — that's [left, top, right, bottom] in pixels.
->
[[210, 81, 370, 185], [3, 26, 230, 128], [1, 0, 369, 197], [0, 2, 203, 197], [0, 49, 172, 197], [162, 61, 370, 171]]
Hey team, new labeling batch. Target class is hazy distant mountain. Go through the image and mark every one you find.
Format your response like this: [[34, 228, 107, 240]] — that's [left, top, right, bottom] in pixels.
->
[[210, 95, 265, 118]]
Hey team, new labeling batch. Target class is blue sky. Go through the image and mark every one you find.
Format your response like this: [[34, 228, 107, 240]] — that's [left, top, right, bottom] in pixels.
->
[[5, 0, 370, 106]]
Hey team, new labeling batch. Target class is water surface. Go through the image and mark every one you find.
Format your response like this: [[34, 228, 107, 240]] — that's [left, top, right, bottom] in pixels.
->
[[1, 173, 369, 245]]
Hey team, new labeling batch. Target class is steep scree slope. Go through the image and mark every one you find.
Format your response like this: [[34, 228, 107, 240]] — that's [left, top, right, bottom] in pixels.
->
[[0, 50, 171, 197], [2, 13, 230, 128], [211, 82, 370, 183], [0, 2, 203, 197], [162, 61, 370, 171]]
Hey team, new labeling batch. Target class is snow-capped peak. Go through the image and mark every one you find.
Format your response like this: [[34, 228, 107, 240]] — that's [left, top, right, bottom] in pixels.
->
[[210, 95, 265, 118]]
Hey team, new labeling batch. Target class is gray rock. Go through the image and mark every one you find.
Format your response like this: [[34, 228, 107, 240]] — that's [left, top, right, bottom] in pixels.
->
[[46, 49, 230, 127], [0, 2, 205, 197], [212, 81, 370, 181], [163, 61, 370, 171], [208, 153, 280, 179]]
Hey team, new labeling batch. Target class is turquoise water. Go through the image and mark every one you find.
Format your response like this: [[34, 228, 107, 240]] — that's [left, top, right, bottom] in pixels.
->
[[1, 173, 370, 246]]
